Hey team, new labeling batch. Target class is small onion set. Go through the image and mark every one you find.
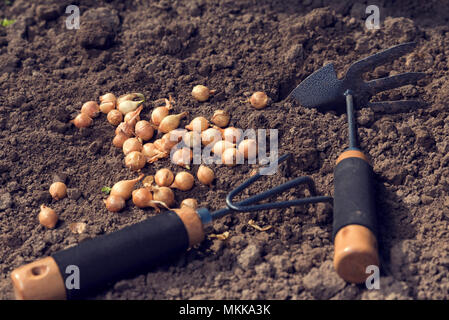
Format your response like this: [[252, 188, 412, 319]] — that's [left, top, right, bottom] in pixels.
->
[[64, 87, 267, 220]]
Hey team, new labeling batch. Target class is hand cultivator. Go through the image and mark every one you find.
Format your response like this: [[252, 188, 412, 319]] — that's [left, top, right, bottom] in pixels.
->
[[11, 42, 425, 299], [290, 42, 426, 283]]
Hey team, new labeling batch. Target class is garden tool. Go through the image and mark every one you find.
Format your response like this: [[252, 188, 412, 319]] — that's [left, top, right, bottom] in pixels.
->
[[11, 154, 332, 300], [289, 42, 426, 284]]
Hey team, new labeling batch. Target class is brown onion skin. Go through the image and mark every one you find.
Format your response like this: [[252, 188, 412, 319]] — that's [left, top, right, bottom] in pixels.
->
[[211, 110, 230, 128], [135, 120, 155, 141], [81, 101, 100, 118], [100, 102, 115, 114], [223, 127, 242, 144], [113, 132, 129, 148], [72, 113, 93, 128], [100, 93, 116, 105], [192, 85, 214, 102], [110, 175, 144, 200], [238, 139, 258, 159], [201, 128, 222, 146], [105, 195, 125, 212], [132, 188, 153, 208], [152, 186, 175, 207], [172, 147, 192, 168], [197, 165, 214, 186], [39, 205, 59, 229], [107, 110, 123, 126], [222, 148, 243, 167], [125, 151, 146, 171], [249, 92, 268, 109], [185, 117, 209, 132], [158, 112, 188, 133], [212, 141, 235, 155], [49, 182, 67, 200], [151, 106, 169, 126], [123, 137, 143, 155], [155, 168, 174, 187], [171, 171, 194, 191]]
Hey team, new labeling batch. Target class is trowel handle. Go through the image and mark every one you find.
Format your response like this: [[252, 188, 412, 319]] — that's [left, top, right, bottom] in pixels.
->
[[11, 208, 205, 300], [332, 150, 379, 284]]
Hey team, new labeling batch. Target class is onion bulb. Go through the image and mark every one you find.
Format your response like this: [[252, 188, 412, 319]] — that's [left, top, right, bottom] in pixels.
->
[[197, 165, 214, 186], [118, 99, 144, 115], [222, 127, 242, 144], [185, 116, 209, 132], [155, 168, 174, 187], [172, 147, 192, 168], [155, 132, 183, 153], [201, 128, 222, 146], [117, 93, 145, 105], [238, 139, 257, 159], [132, 188, 157, 209], [183, 131, 202, 148], [181, 198, 198, 209], [124, 112, 140, 126], [170, 171, 194, 191], [151, 97, 173, 125], [212, 140, 235, 155], [151, 186, 175, 207], [123, 106, 143, 128], [158, 112, 188, 133], [100, 102, 115, 114], [142, 143, 168, 163], [71, 113, 92, 128], [81, 101, 100, 118], [249, 92, 268, 109], [110, 174, 144, 200], [123, 137, 142, 155], [211, 110, 230, 128], [39, 205, 58, 229], [113, 131, 129, 148], [135, 120, 154, 141], [125, 151, 146, 171], [222, 148, 243, 167], [107, 109, 123, 126], [49, 182, 67, 200], [100, 93, 116, 104], [116, 122, 134, 138], [192, 85, 215, 102], [162, 129, 186, 149], [105, 195, 125, 212]]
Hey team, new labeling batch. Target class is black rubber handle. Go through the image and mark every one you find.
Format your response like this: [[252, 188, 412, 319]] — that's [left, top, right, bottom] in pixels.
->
[[52, 211, 189, 299], [332, 157, 377, 240]]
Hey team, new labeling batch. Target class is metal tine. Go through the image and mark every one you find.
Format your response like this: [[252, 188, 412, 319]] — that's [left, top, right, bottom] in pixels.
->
[[366, 72, 427, 94], [367, 100, 426, 113], [226, 154, 332, 212], [346, 42, 417, 79]]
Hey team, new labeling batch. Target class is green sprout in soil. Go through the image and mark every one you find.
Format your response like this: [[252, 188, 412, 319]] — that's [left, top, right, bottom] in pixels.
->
[[1, 18, 15, 27], [101, 186, 112, 195]]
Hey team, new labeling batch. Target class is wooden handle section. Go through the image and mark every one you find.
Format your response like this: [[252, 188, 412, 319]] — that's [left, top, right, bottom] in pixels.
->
[[174, 207, 205, 246], [333, 224, 379, 284], [11, 257, 66, 300]]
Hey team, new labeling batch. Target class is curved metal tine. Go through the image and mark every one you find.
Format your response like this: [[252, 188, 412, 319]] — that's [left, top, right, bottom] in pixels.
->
[[346, 42, 417, 79], [228, 154, 291, 197], [226, 175, 319, 212], [227, 196, 333, 212], [367, 100, 426, 113], [366, 72, 427, 94]]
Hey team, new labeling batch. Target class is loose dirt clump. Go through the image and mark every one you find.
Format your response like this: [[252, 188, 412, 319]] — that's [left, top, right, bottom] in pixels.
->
[[0, 0, 448, 299]]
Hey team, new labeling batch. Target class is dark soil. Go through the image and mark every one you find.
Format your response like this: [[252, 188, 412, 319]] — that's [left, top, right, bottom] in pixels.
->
[[1, 0, 449, 300]]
